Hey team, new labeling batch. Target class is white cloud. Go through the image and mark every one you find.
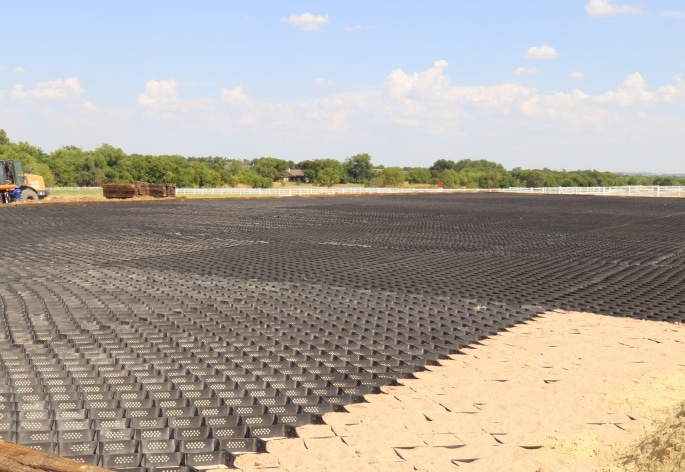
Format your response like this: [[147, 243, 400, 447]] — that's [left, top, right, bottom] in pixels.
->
[[384, 59, 450, 100], [13, 66, 27, 73], [525, 44, 558, 60], [312, 78, 335, 87], [570, 71, 585, 79], [6, 64, 683, 173], [124, 61, 685, 159], [301, 91, 374, 131], [514, 67, 537, 76], [137, 79, 209, 119], [0, 65, 5, 72], [0, 76, 96, 136], [585, 0, 642, 16], [220, 86, 252, 106], [376, 61, 685, 131], [8, 77, 92, 108], [218, 85, 294, 128], [138, 79, 180, 110], [137, 81, 293, 129], [594, 73, 685, 106], [281, 13, 330, 31], [661, 11, 685, 19]]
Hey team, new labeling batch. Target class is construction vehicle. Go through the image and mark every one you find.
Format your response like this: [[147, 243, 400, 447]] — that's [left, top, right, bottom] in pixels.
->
[[0, 160, 50, 203]]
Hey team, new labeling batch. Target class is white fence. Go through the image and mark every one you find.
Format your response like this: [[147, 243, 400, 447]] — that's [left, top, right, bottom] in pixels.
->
[[49, 186, 685, 198], [502, 186, 685, 197], [48, 187, 102, 191], [175, 187, 466, 197], [174, 185, 685, 198]]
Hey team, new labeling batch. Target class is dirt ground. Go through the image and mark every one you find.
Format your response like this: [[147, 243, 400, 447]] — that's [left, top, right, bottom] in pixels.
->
[[230, 311, 685, 472]]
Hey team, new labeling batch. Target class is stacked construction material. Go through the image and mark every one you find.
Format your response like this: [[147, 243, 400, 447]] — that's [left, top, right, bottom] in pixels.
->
[[136, 182, 150, 196], [102, 184, 137, 199], [148, 183, 176, 198], [102, 183, 176, 199]]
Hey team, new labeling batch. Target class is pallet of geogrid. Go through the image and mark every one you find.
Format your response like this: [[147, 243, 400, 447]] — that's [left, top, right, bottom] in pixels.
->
[[102, 183, 175, 199], [102, 184, 136, 199], [149, 183, 176, 198]]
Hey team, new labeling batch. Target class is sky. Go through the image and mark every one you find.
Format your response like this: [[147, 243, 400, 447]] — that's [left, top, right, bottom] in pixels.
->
[[1, 1, 684, 173]]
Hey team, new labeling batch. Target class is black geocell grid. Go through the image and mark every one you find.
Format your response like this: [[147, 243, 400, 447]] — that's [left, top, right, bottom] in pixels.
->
[[0, 194, 684, 470]]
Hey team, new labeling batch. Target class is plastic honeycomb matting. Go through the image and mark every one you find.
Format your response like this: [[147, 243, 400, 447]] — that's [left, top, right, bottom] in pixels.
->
[[1, 194, 683, 470]]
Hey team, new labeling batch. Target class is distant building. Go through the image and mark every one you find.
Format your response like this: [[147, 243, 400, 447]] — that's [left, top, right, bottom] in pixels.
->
[[280, 168, 307, 183]]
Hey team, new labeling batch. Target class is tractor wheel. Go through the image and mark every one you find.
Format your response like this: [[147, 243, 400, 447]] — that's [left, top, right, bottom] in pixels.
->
[[20, 188, 39, 201]]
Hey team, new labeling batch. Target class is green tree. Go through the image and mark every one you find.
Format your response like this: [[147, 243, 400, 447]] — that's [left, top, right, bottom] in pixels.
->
[[455, 159, 506, 172], [315, 166, 341, 187], [14, 129, 685, 191], [185, 161, 218, 188], [315, 159, 343, 173], [653, 176, 679, 186], [147, 155, 178, 184], [407, 168, 432, 184], [224, 159, 249, 176], [437, 169, 460, 188], [513, 169, 547, 188], [344, 153, 373, 183], [4, 142, 49, 169], [298, 158, 344, 183], [429, 159, 458, 179], [0, 133, 55, 186], [94, 144, 126, 168], [237, 168, 273, 188], [47, 146, 107, 186], [430, 159, 511, 188], [0, 129, 9, 147], [297, 160, 318, 182], [254, 157, 289, 181], [380, 167, 406, 187], [483, 167, 514, 188]]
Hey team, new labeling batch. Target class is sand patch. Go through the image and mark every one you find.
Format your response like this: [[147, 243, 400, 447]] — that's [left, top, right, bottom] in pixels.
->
[[233, 311, 685, 471]]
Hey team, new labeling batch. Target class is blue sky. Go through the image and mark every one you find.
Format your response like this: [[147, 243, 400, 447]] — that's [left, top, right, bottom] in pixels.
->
[[1, 0, 684, 172]]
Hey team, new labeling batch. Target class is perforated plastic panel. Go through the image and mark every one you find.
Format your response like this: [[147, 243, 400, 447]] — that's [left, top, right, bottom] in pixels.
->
[[1, 195, 684, 469]]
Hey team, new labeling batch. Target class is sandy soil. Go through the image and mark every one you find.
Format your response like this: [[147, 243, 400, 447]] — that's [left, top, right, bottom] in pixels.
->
[[230, 310, 685, 472]]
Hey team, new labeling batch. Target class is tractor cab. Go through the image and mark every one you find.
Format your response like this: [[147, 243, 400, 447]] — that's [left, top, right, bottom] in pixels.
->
[[1, 160, 23, 185], [0, 160, 50, 203]]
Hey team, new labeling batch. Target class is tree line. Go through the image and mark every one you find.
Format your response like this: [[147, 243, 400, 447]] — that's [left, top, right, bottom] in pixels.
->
[[1, 130, 683, 189]]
